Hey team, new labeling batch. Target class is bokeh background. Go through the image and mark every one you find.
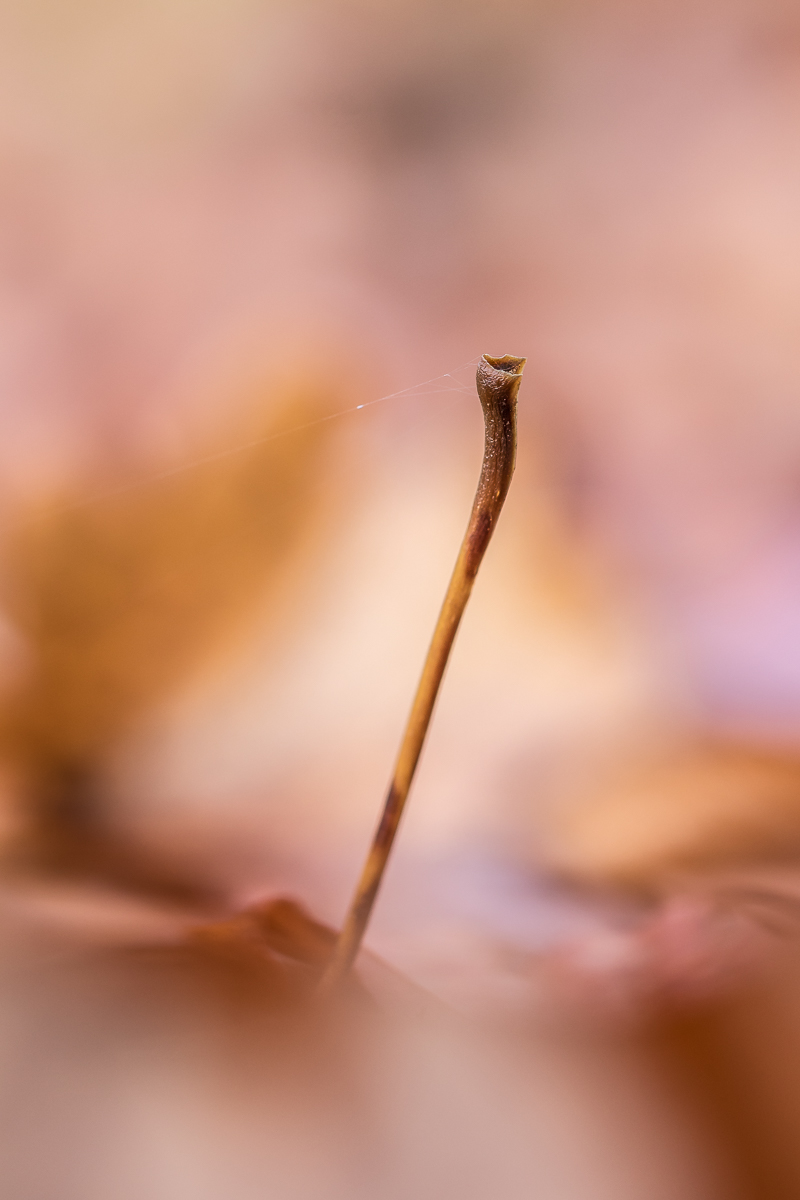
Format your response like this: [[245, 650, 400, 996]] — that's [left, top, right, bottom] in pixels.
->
[[3, 1, 800, 1196]]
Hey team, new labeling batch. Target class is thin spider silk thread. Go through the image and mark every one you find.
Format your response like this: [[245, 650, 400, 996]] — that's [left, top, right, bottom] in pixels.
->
[[34, 358, 483, 520]]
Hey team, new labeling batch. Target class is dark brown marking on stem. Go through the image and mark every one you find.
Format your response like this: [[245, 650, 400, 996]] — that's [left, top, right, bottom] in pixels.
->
[[464, 509, 493, 578], [318, 352, 525, 993]]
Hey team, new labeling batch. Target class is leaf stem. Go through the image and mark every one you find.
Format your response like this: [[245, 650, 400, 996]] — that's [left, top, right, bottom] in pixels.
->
[[318, 354, 526, 993]]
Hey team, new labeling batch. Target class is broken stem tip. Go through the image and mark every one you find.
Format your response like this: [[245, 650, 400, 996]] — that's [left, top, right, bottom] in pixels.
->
[[318, 353, 525, 994]]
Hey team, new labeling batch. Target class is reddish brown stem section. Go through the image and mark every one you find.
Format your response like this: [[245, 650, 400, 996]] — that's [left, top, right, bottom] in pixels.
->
[[319, 354, 525, 992]]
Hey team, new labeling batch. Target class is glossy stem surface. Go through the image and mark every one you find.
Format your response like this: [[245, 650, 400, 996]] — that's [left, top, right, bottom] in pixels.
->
[[319, 354, 525, 992]]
